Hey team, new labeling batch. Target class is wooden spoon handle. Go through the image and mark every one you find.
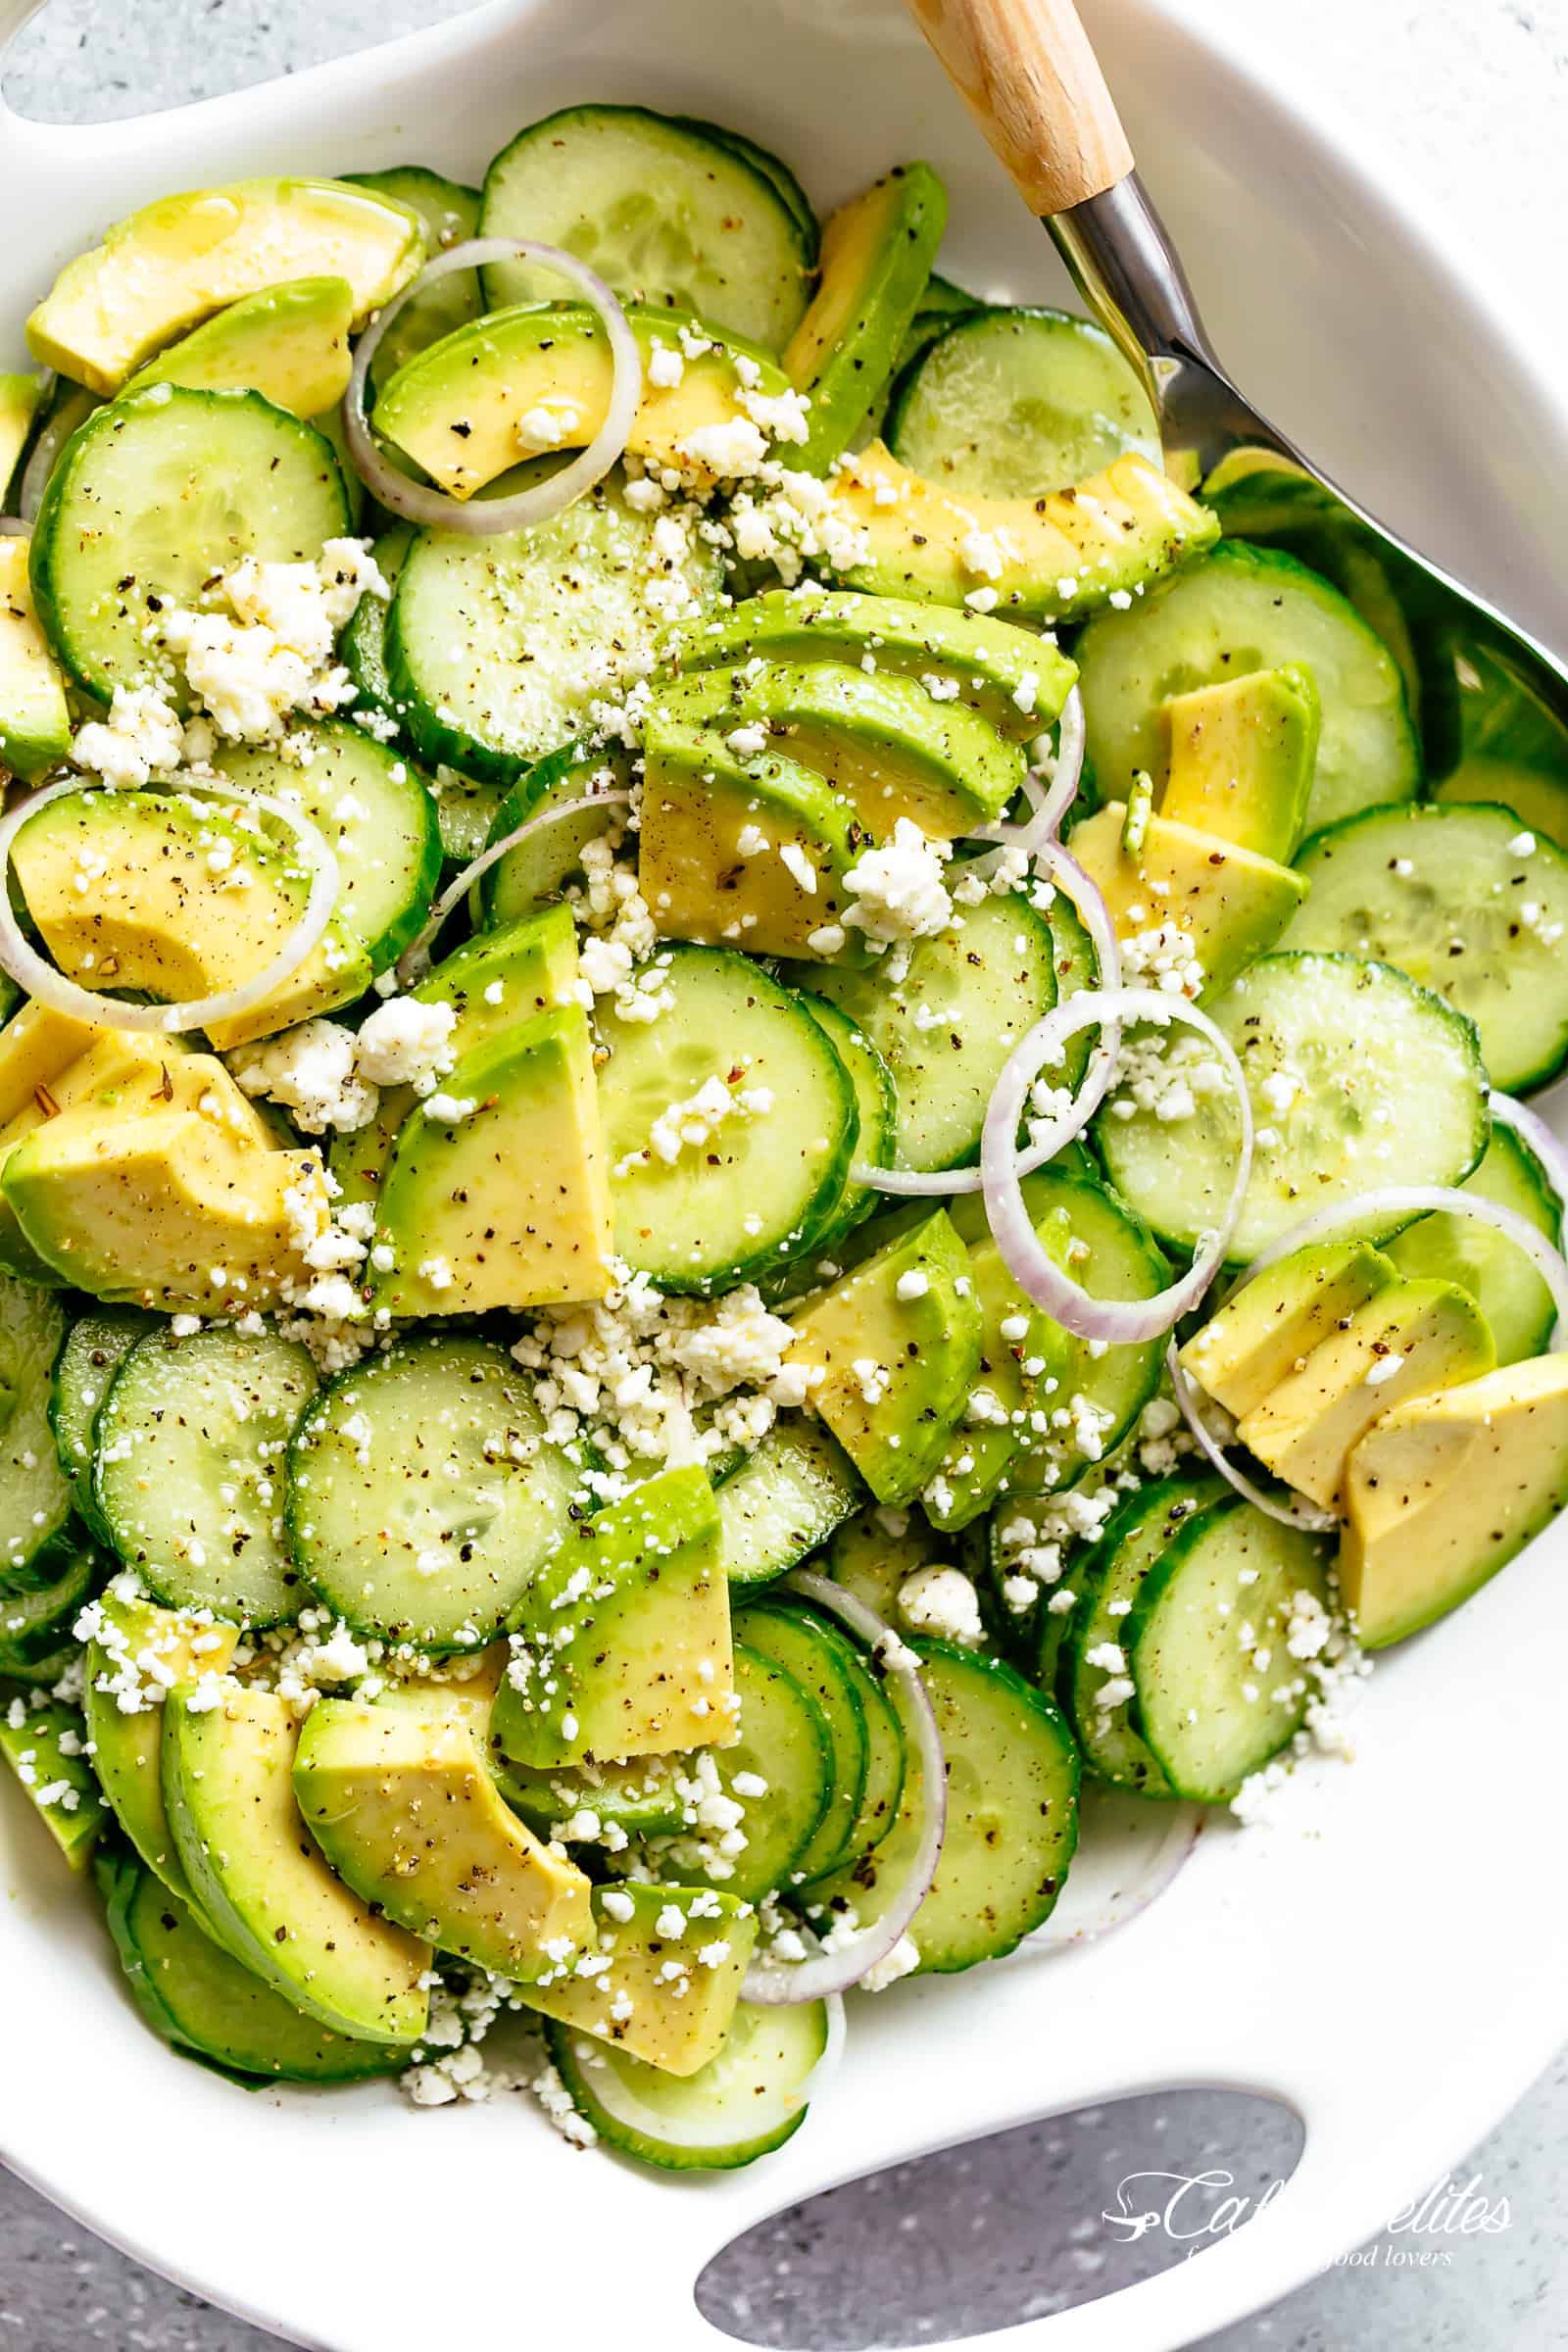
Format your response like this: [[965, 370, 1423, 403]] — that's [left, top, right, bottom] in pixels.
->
[[903, 0, 1133, 216]]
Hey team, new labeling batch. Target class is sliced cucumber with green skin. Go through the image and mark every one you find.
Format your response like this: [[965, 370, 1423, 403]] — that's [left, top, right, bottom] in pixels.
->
[[49, 1305, 155, 1543], [736, 1597, 869, 1880], [811, 1620, 906, 1871], [819, 1497, 938, 1621], [102, 1855, 403, 2083], [808, 1638, 1079, 1973], [94, 1327, 318, 1629], [286, 1334, 577, 1650], [1044, 882, 1101, 1094], [1076, 541, 1422, 837], [214, 721, 442, 973], [386, 469, 722, 785], [1126, 1496, 1334, 1803], [673, 118, 818, 258], [0, 1534, 106, 1672], [1282, 801, 1568, 1094], [1386, 1123, 1559, 1367], [1063, 1475, 1226, 1794], [657, 1642, 833, 1903], [0, 1275, 74, 1592], [477, 742, 631, 930], [480, 105, 814, 350], [597, 945, 858, 1295], [339, 521, 411, 731], [795, 994, 897, 1249], [887, 307, 1159, 498], [342, 166, 480, 391], [715, 1417, 864, 1588], [547, 1995, 828, 2172], [17, 376, 99, 524], [886, 273, 985, 388], [431, 767, 507, 864], [1097, 953, 1490, 1265], [793, 892, 1056, 1173], [30, 385, 351, 705]]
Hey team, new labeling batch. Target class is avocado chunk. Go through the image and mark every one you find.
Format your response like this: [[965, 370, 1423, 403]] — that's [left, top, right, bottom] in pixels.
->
[[1238, 1276, 1496, 1507], [677, 588, 1078, 744], [374, 300, 798, 500], [27, 177, 424, 395], [783, 163, 946, 472], [371, 1002, 613, 1316], [660, 657, 1026, 839], [0, 371, 41, 505], [162, 1682, 430, 2047], [924, 1215, 1076, 1531], [1160, 664, 1320, 862], [82, 1585, 240, 1902], [829, 445, 1221, 621], [493, 1464, 734, 1770], [639, 715, 858, 958], [126, 276, 356, 417], [0, 1697, 106, 1870], [1180, 1242, 1398, 1419], [517, 1883, 756, 2076], [10, 787, 371, 1050], [0, 533, 70, 783], [1069, 801, 1307, 995], [784, 1209, 983, 1505], [1341, 1354, 1568, 1646], [0, 999, 100, 1128], [294, 1697, 594, 1981]]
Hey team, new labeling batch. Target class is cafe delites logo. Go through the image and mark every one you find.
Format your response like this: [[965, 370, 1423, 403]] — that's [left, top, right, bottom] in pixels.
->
[[1102, 2168, 1513, 2267]]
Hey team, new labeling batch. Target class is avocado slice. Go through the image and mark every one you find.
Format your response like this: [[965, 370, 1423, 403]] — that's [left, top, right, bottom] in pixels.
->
[[516, 1883, 756, 2076], [0, 1000, 100, 1128], [125, 276, 356, 418], [294, 1697, 594, 1981], [782, 163, 946, 473], [0, 371, 40, 506], [373, 300, 797, 501], [784, 1209, 983, 1505], [639, 715, 858, 959], [0, 534, 71, 783], [1180, 1242, 1399, 1420], [1238, 1276, 1496, 1507], [1160, 664, 1320, 862], [371, 1002, 613, 1316], [0, 1698, 106, 1871], [829, 444, 1221, 622], [493, 1464, 733, 1771], [659, 657, 1026, 839], [27, 177, 424, 395], [1341, 1353, 1568, 1646], [1069, 801, 1307, 995], [10, 788, 371, 1051], [162, 1682, 430, 2047], [924, 1215, 1076, 1531], [676, 587, 1078, 744], [82, 1586, 240, 1903]]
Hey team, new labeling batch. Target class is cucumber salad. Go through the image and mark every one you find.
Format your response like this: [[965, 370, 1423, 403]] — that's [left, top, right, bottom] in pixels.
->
[[1, 101, 1567, 2174]]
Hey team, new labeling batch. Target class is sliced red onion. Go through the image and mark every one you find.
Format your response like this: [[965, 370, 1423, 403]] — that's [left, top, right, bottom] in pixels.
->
[[0, 517, 27, 538], [394, 787, 630, 983], [972, 685, 1086, 863], [1166, 1340, 1339, 1534], [345, 240, 642, 534], [982, 987, 1254, 1344], [1026, 1784, 1203, 1953], [1489, 1093, 1568, 1239], [0, 778, 339, 1035], [741, 1569, 947, 2007]]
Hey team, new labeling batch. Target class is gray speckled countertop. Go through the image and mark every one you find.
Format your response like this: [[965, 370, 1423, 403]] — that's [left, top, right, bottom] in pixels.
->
[[2, 3, 1565, 2347]]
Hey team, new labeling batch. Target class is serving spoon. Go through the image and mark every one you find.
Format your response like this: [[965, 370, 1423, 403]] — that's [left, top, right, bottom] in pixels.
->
[[901, 0, 1568, 784]]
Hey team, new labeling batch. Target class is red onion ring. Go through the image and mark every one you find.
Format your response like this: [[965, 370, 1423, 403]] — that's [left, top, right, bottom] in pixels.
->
[[0, 517, 27, 538], [393, 787, 630, 984], [1025, 1784, 1203, 1953], [345, 240, 642, 534], [0, 779, 339, 1036], [1166, 1340, 1340, 1534], [971, 685, 1086, 866], [981, 988, 1254, 1344], [741, 1570, 948, 2007], [1489, 1092, 1568, 1239]]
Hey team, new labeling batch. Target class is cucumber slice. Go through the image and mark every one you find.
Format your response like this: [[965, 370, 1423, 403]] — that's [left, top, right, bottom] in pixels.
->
[[1076, 541, 1421, 836], [478, 742, 631, 930], [808, 1639, 1079, 1972], [597, 945, 858, 1294], [546, 1995, 828, 2171], [657, 1642, 833, 1903], [0, 1275, 73, 1592], [673, 118, 818, 257], [431, 767, 507, 863], [814, 1623, 906, 1871], [0, 1533, 106, 1673], [1097, 952, 1490, 1264], [795, 993, 897, 1247], [1386, 1124, 1560, 1367], [341, 166, 480, 391], [714, 1417, 864, 1588], [340, 521, 412, 732], [93, 1326, 319, 1629], [49, 1305, 155, 1543], [214, 721, 442, 973], [286, 1334, 578, 1650], [1282, 801, 1568, 1093], [795, 891, 1056, 1172], [735, 1597, 869, 1880], [30, 385, 352, 704], [480, 105, 813, 351], [386, 470, 722, 784], [1126, 1496, 1334, 1802], [887, 307, 1159, 498], [1045, 881, 1101, 1092]]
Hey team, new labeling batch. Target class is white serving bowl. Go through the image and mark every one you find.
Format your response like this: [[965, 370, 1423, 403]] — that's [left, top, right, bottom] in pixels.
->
[[1, 4, 1565, 2348]]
